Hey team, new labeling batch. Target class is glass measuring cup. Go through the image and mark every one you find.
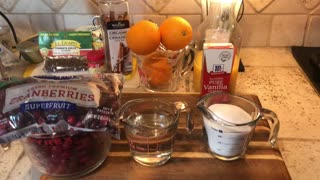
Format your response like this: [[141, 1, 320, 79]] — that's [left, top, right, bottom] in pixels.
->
[[135, 45, 194, 92], [197, 92, 279, 161], [118, 98, 192, 167]]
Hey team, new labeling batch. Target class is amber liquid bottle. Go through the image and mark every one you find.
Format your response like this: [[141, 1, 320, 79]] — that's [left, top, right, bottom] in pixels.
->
[[194, 0, 242, 94]]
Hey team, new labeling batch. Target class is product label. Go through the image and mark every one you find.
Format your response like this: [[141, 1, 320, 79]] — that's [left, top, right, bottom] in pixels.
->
[[0, 124, 42, 144], [3, 82, 101, 113], [201, 43, 235, 95], [0, 74, 123, 144], [127, 134, 175, 152], [106, 20, 132, 74], [88, 63, 106, 74], [204, 118, 251, 157], [38, 31, 93, 57]]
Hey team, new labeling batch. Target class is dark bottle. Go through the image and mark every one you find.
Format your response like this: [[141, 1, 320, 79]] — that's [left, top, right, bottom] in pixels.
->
[[97, 0, 132, 75]]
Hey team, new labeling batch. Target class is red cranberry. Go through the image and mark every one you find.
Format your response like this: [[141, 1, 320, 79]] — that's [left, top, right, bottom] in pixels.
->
[[0, 128, 8, 135], [67, 115, 76, 126], [75, 122, 84, 128], [32, 111, 41, 119], [37, 117, 45, 124]]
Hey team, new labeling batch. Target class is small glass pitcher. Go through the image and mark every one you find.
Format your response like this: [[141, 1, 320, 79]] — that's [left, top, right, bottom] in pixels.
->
[[197, 92, 280, 161], [135, 45, 194, 92], [118, 98, 193, 166]]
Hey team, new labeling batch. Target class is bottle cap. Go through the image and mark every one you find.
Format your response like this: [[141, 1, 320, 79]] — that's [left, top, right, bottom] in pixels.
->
[[87, 50, 105, 63]]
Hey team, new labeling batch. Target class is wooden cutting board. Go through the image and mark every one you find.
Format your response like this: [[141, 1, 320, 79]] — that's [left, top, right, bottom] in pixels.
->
[[42, 93, 291, 180]]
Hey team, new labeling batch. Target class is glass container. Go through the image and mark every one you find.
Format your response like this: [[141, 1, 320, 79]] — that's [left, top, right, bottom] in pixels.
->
[[16, 41, 43, 64], [0, 26, 13, 50], [194, 0, 242, 94], [21, 131, 111, 178]]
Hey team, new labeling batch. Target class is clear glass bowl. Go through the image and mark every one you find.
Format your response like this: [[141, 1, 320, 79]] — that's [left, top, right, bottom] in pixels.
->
[[21, 131, 111, 178]]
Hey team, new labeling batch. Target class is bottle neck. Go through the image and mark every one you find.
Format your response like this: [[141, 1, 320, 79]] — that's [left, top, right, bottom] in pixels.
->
[[98, 0, 126, 2], [98, 0, 127, 6], [207, 1, 236, 31], [196, 0, 239, 50]]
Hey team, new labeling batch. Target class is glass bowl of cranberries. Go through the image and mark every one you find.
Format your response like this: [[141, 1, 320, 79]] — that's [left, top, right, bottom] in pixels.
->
[[21, 131, 111, 178]]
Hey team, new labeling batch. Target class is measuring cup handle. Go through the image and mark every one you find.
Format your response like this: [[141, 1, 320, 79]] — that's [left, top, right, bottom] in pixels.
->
[[181, 46, 195, 77], [261, 108, 280, 148], [92, 15, 101, 27], [185, 108, 194, 133], [174, 101, 194, 133]]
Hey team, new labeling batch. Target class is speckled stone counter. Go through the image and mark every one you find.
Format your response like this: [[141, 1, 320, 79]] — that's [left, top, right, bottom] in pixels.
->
[[1, 48, 319, 180], [237, 48, 320, 180]]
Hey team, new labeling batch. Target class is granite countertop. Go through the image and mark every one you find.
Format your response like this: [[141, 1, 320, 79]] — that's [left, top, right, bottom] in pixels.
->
[[1, 47, 319, 180]]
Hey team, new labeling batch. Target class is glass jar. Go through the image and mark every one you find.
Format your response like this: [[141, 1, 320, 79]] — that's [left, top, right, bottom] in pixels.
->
[[0, 26, 13, 51], [194, 0, 242, 94], [87, 50, 106, 74], [97, 0, 132, 75], [21, 131, 111, 178], [16, 41, 43, 64]]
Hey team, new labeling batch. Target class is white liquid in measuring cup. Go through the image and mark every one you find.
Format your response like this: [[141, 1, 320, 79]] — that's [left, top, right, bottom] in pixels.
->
[[203, 104, 253, 157]]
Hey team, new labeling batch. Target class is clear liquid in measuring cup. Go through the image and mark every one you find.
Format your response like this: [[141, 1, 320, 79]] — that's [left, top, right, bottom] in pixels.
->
[[125, 110, 176, 166], [203, 104, 253, 157]]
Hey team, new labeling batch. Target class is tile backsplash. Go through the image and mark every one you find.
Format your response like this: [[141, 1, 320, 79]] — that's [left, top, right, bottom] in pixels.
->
[[0, 0, 319, 47]]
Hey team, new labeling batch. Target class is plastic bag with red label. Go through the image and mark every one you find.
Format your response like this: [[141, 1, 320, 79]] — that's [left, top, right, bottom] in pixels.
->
[[0, 73, 123, 144]]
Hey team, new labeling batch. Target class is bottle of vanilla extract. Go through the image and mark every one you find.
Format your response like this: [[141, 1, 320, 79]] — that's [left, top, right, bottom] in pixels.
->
[[194, 0, 242, 95], [97, 0, 132, 76]]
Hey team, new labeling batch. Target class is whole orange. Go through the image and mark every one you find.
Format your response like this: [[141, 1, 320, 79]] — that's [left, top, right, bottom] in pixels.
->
[[159, 17, 193, 51], [126, 20, 161, 55]]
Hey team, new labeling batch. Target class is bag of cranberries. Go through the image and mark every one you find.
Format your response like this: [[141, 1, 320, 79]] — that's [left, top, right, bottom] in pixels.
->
[[0, 73, 123, 144]]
